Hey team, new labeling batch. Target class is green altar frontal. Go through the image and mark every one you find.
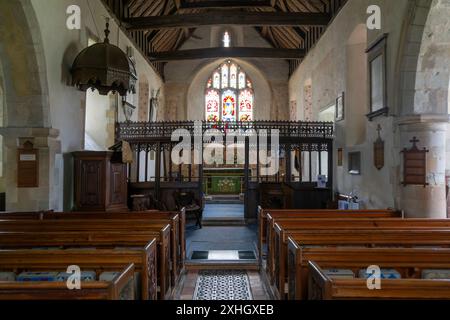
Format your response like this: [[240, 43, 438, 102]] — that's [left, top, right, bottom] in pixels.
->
[[203, 168, 245, 195]]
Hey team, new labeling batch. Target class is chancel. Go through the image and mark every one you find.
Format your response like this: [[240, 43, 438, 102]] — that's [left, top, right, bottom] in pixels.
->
[[0, 0, 450, 304]]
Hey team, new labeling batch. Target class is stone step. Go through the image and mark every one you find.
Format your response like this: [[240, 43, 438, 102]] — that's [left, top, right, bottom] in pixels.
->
[[202, 219, 247, 226], [184, 261, 260, 271]]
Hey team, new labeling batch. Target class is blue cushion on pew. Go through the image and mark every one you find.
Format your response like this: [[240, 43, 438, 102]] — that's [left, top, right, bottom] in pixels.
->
[[422, 269, 450, 280], [17, 272, 59, 282], [56, 271, 96, 282], [358, 269, 401, 279], [323, 269, 355, 279]]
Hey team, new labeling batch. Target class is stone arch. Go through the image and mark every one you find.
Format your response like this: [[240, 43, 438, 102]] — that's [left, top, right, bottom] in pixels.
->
[[395, 0, 449, 219], [0, 0, 50, 127], [187, 58, 272, 120], [0, 0, 59, 212], [413, 0, 450, 115], [396, 0, 433, 116]]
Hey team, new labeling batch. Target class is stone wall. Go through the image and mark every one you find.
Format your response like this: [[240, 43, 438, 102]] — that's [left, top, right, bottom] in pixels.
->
[[289, 0, 448, 218], [0, 0, 164, 211], [289, 0, 413, 210]]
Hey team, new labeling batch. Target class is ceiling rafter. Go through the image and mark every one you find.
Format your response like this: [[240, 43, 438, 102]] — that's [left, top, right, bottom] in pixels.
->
[[103, 0, 347, 77]]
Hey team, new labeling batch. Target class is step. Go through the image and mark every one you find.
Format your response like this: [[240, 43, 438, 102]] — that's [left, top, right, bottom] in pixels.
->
[[185, 250, 259, 270], [202, 219, 247, 226], [184, 261, 260, 271]]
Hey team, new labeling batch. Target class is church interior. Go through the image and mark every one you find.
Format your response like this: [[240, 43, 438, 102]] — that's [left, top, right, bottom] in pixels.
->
[[0, 0, 450, 302]]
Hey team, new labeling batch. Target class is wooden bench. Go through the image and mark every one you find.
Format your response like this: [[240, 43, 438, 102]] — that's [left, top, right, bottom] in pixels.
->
[[257, 206, 401, 263], [308, 261, 450, 300], [0, 263, 135, 300], [0, 209, 186, 280], [287, 244, 450, 300], [269, 218, 450, 288], [0, 228, 172, 299], [0, 239, 157, 300], [273, 228, 450, 299], [263, 213, 403, 285], [0, 217, 182, 287]]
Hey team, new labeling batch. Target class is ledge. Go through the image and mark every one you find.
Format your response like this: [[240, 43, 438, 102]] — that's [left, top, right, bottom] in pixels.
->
[[395, 114, 450, 126], [366, 108, 389, 121], [0, 127, 60, 138]]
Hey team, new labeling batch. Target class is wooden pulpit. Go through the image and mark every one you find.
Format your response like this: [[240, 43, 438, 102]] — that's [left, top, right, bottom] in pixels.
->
[[73, 151, 128, 212]]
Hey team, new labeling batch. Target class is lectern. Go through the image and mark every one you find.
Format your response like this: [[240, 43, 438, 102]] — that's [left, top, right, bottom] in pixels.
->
[[73, 151, 128, 212]]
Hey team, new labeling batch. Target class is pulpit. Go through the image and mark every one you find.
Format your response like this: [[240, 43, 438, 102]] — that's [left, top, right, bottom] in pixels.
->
[[73, 151, 128, 212]]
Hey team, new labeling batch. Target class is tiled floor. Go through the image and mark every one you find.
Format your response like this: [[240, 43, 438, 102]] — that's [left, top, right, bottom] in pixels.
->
[[176, 270, 270, 300]]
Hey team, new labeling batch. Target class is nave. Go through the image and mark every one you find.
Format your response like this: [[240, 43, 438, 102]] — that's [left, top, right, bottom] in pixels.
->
[[1, 0, 450, 303]]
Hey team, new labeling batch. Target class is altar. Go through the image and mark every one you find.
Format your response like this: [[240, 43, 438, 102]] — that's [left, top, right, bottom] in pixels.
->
[[203, 167, 247, 195]]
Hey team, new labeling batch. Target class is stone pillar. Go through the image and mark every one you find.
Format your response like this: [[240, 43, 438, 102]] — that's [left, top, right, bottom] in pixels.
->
[[396, 114, 448, 218], [0, 127, 62, 211]]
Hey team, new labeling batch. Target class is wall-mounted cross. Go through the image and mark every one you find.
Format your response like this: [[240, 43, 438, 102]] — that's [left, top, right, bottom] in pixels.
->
[[410, 136, 420, 148], [376, 124, 382, 138]]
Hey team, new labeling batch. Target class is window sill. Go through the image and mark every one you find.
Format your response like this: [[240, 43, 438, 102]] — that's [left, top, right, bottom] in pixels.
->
[[366, 107, 389, 121]]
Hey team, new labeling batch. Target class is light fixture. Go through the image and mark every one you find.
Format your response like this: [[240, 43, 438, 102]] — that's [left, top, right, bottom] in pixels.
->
[[71, 18, 137, 96]]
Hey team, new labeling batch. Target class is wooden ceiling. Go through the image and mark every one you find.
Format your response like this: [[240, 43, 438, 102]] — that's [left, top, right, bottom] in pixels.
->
[[103, 0, 347, 78]]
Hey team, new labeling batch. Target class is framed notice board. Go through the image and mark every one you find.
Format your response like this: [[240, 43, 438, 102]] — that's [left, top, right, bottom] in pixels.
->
[[17, 141, 39, 188], [401, 137, 428, 187]]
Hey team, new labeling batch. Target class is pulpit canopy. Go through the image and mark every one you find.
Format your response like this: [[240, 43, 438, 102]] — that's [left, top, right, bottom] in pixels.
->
[[71, 19, 137, 96]]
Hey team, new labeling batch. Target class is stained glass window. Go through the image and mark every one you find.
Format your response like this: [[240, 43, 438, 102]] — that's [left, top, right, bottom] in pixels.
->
[[239, 89, 253, 121], [238, 72, 246, 89], [221, 64, 229, 89], [205, 89, 220, 122], [222, 90, 236, 122], [205, 60, 254, 122], [230, 64, 238, 88], [213, 72, 220, 89], [223, 31, 231, 48]]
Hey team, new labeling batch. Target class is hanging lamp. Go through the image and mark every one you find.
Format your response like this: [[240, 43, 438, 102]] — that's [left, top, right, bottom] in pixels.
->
[[71, 18, 137, 96]]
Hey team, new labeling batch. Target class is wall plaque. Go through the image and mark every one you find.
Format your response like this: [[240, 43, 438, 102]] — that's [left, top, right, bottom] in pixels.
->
[[374, 125, 384, 170], [401, 137, 428, 187], [17, 141, 39, 188]]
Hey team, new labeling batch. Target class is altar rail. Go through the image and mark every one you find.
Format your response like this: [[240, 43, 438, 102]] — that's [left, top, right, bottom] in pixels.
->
[[116, 121, 334, 141]]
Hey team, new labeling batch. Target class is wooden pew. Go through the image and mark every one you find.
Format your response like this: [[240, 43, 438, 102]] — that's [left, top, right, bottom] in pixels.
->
[[0, 240, 157, 300], [257, 206, 401, 263], [308, 261, 450, 300], [273, 228, 450, 299], [263, 212, 402, 284], [0, 209, 186, 279], [269, 218, 450, 287], [0, 229, 172, 300], [0, 263, 135, 300], [0, 218, 181, 284], [287, 245, 450, 300]]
